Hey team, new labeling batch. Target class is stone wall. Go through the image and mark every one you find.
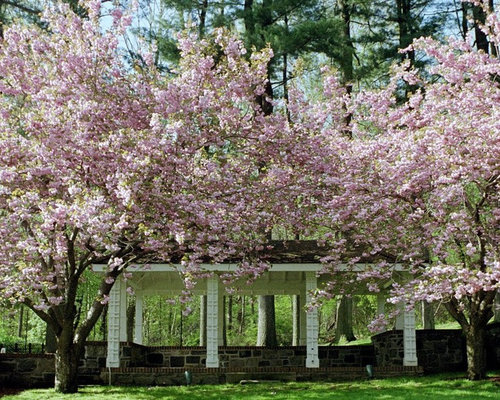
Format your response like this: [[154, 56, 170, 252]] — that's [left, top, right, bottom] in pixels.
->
[[118, 345, 375, 369], [486, 322, 500, 369], [0, 354, 54, 388], [372, 329, 466, 372], [372, 324, 500, 372], [102, 365, 422, 386], [0, 343, 375, 387], [2, 325, 498, 388]]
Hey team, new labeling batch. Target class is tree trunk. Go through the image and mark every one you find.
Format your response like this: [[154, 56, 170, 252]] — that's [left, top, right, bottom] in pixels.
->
[[18, 306, 24, 338], [45, 325, 57, 353], [100, 304, 107, 341], [465, 323, 487, 380], [460, 2, 469, 40], [335, 296, 356, 343], [54, 328, 82, 394], [126, 301, 135, 343], [396, 0, 415, 65], [422, 301, 435, 330], [237, 295, 245, 335], [257, 295, 277, 347], [199, 0, 208, 37], [444, 290, 495, 381], [472, 4, 489, 53]]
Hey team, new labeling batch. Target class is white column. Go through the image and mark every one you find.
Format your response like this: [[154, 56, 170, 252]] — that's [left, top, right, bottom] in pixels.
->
[[305, 272, 319, 368], [106, 278, 122, 368], [134, 292, 143, 345], [395, 302, 405, 330], [299, 290, 307, 345], [218, 292, 224, 346], [403, 308, 418, 366], [119, 279, 127, 342], [376, 294, 386, 333], [206, 275, 219, 367]]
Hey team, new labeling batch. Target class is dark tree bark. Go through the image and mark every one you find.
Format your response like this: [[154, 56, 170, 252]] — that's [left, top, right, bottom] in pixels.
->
[[199, 0, 208, 36], [257, 295, 277, 347], [17, 306, 24, 338], [472, 4, 489, 53], [338, 0, 354, 135], [334, 296, 356, 343], [445, 289, 495, 380], [100, 304, 108, 341], [54, 343, 81, 393], [396, 0, 415, 65], [45, 325, 57, 354], [460, 2, 469, 40], [422, 301, 435, 330], [126, 301, 135, 343], [465, 323, 487, 380]]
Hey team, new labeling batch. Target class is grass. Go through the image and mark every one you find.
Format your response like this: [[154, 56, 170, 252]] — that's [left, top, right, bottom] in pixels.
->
[[2, 372, 499, 400], [434, 321, 461, 330], [332, 337, 373, 346]]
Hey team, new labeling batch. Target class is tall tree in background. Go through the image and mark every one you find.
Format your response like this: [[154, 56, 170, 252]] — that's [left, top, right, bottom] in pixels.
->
[[356, 0, 451, 84]]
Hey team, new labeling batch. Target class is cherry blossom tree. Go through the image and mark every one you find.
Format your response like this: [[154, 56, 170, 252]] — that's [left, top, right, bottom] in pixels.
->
[[287, 2, 499, 379], [0, 0, 287, 392]]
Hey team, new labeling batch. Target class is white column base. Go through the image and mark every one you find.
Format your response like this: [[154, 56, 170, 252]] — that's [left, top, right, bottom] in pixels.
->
[[403, 308, 418, 367]]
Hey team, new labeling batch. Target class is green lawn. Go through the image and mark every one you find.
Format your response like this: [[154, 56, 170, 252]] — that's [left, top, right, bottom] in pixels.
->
[[2, 373, 499, 400]]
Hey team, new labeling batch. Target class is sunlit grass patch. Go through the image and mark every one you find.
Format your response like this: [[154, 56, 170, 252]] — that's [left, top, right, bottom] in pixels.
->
[[2, 372, 499, 400]]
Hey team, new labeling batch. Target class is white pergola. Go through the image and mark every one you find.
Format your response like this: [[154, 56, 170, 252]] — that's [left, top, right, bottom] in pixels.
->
[[96, 263, 418, 369]]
